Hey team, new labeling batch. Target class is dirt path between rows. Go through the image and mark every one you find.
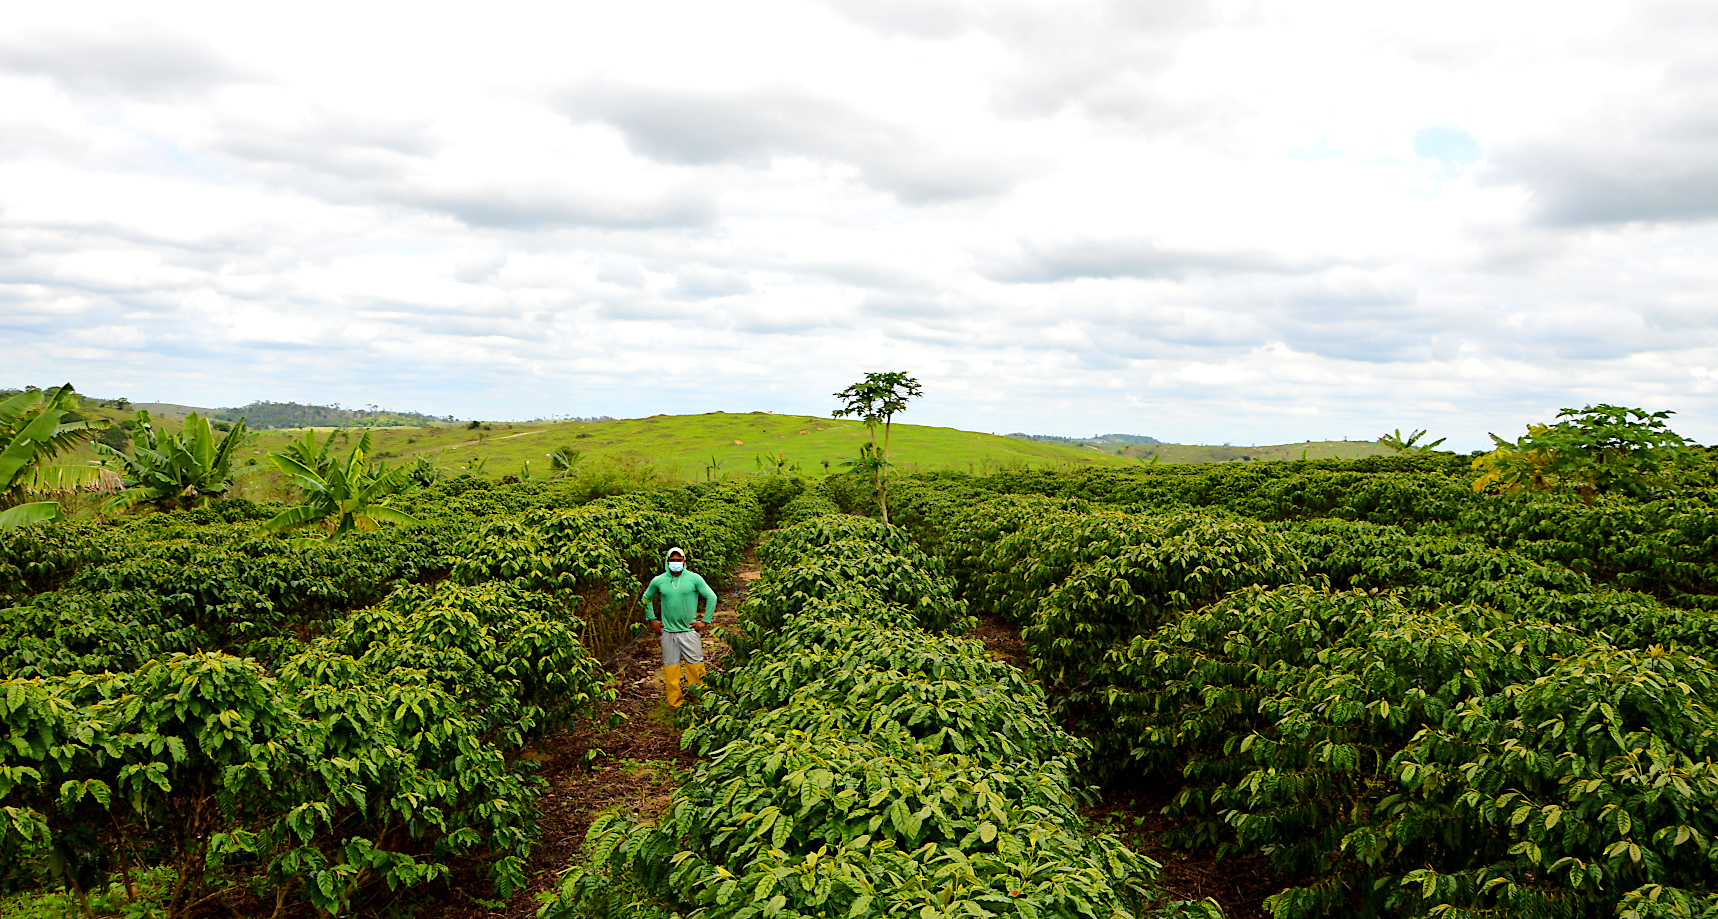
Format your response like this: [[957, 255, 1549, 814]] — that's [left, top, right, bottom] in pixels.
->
[[406, 551, 762, 919], [966, 613, 1286, 919]]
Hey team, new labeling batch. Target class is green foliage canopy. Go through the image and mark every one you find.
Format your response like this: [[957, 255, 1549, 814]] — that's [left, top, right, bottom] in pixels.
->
[[1473, 404, 1699, 501], [832, 371, 922, 524], [889, 431, 1718, 919]]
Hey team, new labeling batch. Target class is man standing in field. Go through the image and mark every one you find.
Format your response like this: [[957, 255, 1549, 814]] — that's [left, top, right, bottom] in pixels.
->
[[642, 547, 718, 708]]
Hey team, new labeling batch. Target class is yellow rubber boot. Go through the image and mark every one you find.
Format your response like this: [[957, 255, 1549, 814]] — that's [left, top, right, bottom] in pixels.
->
[[663, 665, 683, 708], [684, 661, 706, 688]]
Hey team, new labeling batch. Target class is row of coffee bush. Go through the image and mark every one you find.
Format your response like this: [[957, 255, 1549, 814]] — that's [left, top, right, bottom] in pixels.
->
[[898, 455, 1718, 611], [1, 479, 764, 917], [541, 513, 1166, 919], [889, 462, 1718, 917]]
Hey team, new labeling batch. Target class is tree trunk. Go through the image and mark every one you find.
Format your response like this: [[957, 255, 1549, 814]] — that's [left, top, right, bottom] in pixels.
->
[[61, 860, 96, 919], [110, 808, 139, 900], [880, 417, 892, 524]]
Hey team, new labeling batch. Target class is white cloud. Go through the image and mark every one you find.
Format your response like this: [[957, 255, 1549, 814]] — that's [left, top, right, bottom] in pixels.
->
[[2, 0, 1717, 450], [0, 22, 253, 98], [558, 81, 1040, 203]]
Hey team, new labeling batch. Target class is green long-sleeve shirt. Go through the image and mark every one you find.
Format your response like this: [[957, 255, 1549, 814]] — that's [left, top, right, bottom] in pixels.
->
[[641, 565, 718, 633]]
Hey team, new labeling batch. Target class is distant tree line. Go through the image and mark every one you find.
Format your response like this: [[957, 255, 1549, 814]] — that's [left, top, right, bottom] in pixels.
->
[[1005, 432, 1164, 446], [211, 401, 455, 429]]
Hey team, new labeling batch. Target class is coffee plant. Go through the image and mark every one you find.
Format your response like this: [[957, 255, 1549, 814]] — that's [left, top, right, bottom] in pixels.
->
[[1381, 644, 1718, 918], [11, 403, 1718, 919], [2, 475, 765, 916], [1025, 513, 1305, 698], [890, 437, 1718, 918], [541, 514, 1158, 919]]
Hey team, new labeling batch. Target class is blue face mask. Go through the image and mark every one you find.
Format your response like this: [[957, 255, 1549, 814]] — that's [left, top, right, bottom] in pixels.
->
[[668, 561, 684, 574]]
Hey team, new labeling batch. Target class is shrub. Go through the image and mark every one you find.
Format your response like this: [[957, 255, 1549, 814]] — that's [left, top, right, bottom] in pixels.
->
[[1384, 645, 1718, 919], [1025, 514, 1305, 698]]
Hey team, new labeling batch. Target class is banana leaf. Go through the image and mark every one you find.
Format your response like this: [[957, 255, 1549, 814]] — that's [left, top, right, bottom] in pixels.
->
[[0, 501, 65, 530]]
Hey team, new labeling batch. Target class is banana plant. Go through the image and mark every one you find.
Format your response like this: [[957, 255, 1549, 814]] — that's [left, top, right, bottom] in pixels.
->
[[754, 450, 799, 473], [1, 383, 111, 529], [260, 429, 421, 536], [93, 411, 255, 513], [547, 446, 581, 479], [405, 452, 449, 487], [278, 427, 340, 479], [1377, 428, 1447, 454]]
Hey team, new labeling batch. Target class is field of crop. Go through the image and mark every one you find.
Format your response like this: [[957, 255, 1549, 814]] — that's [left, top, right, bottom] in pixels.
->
[[545, 510, 1166, 918], [886, 450, 1718, 918], [9, 389, 1718, 919], [0, 474, 769, 918]]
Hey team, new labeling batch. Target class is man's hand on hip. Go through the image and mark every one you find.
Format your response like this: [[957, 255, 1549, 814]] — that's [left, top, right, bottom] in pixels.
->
[[650, 620, 663, 634], [692, 620, 707, 633]]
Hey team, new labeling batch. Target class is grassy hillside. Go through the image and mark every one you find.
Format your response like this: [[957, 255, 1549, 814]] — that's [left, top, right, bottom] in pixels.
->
[[119, 401, 210, 420], [41, 394, 1397, 494], [234, 412, 1139, 485]]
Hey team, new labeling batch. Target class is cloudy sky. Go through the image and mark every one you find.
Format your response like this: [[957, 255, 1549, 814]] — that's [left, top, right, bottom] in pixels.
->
[[4, 0, 1716, 448]]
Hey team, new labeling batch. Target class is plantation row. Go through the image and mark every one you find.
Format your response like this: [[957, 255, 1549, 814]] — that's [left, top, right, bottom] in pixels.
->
[[888, 456, 1718, 918], [908, 454, 1718, 610], [542, 512, 1171, 919], [0, 476, 766, 918]]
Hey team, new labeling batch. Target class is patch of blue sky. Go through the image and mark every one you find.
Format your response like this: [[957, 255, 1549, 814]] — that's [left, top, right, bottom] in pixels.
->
[[1413, 126, 1484, 166]]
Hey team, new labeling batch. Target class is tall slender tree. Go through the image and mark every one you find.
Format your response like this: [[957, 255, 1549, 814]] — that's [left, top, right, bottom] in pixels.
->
[[832, 372, 922, 524]]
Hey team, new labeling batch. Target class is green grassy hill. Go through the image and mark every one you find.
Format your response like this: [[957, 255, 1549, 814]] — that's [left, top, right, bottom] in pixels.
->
[[234, 412, 1139, 484], [42, 393, 1399, 493]]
